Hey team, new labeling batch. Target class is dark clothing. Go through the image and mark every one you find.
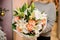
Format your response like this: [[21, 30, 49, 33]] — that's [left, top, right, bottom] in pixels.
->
[[37, 36, 50, 40]]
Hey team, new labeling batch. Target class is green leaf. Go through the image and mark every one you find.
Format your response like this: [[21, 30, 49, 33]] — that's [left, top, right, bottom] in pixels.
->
[[23, 32, 35, 36], [26, 3, 28, 9], [28, 2, 35, 13], [19, 12, 25, 18], [26, 10, 31, 22], [31, 3, 35, 12], [14, 8, 25, 18], [13, 10, 18, 16], [27, 10, 31, 16], [20, 3, 27, 12], [28, 2, 35, 12], [12, 22, 16, 30], [13, 8, 21, 16]]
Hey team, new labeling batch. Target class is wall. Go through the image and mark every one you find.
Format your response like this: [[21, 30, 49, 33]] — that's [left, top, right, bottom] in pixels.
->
[[13, 0, 27, 9], [1, 0, 12, 40], [0, 0, 3, 7]]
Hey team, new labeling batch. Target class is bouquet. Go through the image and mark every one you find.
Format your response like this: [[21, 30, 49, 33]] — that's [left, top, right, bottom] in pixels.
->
[[12, 3, 47, 38]]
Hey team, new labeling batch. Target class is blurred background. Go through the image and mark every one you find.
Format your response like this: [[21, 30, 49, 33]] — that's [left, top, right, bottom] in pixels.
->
[[0, 0, 12, 40]]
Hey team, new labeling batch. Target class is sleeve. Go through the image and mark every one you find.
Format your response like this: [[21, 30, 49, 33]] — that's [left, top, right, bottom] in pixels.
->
[[41, 3, 56, 33]]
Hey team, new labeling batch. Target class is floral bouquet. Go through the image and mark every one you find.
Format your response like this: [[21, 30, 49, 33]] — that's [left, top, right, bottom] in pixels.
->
[[12, 3, 47, 38]]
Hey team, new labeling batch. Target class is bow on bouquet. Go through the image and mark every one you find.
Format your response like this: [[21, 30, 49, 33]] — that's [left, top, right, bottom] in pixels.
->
[[12, 2, 47, 38]]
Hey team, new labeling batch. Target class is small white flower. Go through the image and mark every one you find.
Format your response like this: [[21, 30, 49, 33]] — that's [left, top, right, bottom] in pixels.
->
[[34, 9, 43, 20]]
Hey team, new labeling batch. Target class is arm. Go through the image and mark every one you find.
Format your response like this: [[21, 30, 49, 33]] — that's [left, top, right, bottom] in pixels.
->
[[42, 3, 56, 33]]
